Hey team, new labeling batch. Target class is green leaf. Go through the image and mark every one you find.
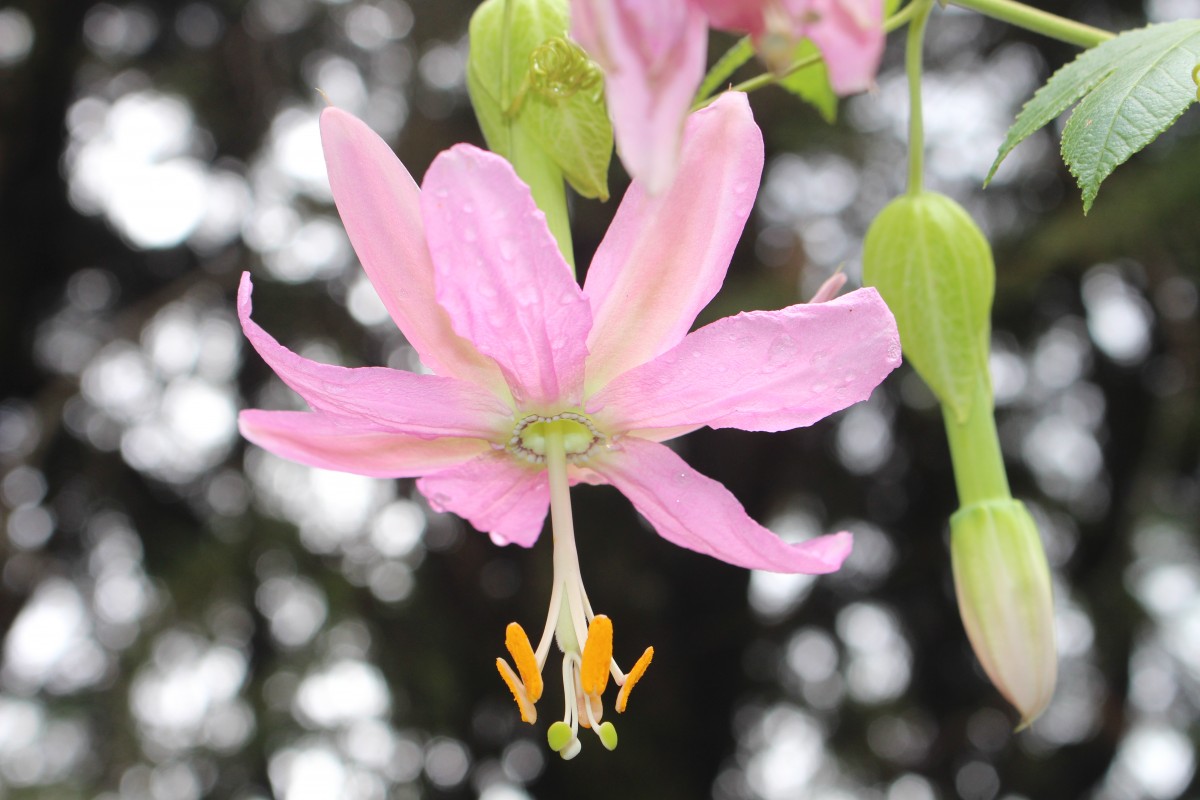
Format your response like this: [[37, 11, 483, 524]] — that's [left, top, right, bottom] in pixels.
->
[[862, 192, 995, 422], [467, 0, 611, 201], [778, 40, 837, 123], [886, 0, 905, 17], [987, 20, 1200, 213], [696, 36, 756, 104]]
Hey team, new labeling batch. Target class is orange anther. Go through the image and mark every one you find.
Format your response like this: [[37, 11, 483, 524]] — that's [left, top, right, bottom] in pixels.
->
[[616, 646, 654, 713], [580, 615, 613, 696], [505, 622, 543, 702], [496, 658, 537, 724]]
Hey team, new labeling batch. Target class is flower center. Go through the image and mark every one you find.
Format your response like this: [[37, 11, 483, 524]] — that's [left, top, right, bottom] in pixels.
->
[[509, 412, 603, 465]]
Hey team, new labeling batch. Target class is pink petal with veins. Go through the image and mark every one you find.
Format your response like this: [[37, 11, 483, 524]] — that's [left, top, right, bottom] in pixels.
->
[[320, 108, 504, 390], [417, 453, 550, 547], [588, 287, 900, 434], [591, 437, 852, 573], [239, 273, 512, 439], [583, 92, 763, 391], [240, 410, 490, 477], [421, 145, 592, 410]]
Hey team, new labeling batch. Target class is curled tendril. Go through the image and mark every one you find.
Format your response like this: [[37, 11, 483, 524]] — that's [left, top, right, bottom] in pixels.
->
[[1193, 62, 1200, 102], [528, 37, 604, 104], [505, 37, 604, 118]]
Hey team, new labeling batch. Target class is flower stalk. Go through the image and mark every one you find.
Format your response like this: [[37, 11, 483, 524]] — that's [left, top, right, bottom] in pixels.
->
[[949, 0, 1113, 48]]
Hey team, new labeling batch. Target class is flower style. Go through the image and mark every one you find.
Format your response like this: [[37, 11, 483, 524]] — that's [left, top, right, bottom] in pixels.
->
[[238, 92, 901, 757], [570, 0, 884, 191]]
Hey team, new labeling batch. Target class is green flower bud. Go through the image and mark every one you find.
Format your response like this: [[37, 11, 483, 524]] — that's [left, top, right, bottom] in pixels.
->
[[467, 0, 612, 202], [951, 499, 1057, 728], [863, 191, 995, 423]]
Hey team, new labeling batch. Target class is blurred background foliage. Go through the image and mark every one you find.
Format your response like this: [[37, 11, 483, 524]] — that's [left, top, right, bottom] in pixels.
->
[[0, 0, 1199, 798]]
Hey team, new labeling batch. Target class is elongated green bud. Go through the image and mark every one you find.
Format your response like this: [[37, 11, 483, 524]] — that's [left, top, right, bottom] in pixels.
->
[[951, 500, 1057, 728]]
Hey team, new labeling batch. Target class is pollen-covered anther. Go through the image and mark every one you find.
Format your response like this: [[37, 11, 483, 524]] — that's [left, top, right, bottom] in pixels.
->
[[616, 646, 654, 713], [505, 622, 543, 702], [580, 615, 613, 696], [496, 658, 537, 724]]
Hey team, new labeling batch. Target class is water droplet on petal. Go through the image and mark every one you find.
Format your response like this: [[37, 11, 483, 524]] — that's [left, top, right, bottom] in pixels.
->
[[766, 334, 798, 369], [498, 238, 516, 261], [811, 381, 828, 394], [463, 227, 478, 243], [462, 202, 475, 214], [490, 531, 508, 546]]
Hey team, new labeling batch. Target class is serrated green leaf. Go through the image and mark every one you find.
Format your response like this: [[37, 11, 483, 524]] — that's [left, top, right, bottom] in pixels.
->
[[778, 39, 838, 123], [862, 192, 994, 421], [988, 20, 1200, 212]]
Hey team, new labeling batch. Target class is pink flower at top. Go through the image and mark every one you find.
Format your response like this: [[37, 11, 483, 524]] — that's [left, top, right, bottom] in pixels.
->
[[694, 0, 884, 93], [571, 0, 883, 190], [238, 92, 900, 757]]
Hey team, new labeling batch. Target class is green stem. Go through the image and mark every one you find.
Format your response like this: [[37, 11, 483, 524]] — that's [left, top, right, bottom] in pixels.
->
[[942, 382, 1012, 507], [949, 0, 1113, 48], [905, 0, 933, 196], [510, 124, 574, 272]]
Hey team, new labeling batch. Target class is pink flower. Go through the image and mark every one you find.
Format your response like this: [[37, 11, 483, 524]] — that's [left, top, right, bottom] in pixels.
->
[[570, 0, 883, 190], [238, 92, 900, 755], [694, 0, 884, 93]]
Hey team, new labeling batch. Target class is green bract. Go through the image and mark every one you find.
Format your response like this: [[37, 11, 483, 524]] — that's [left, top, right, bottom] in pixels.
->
[[467, 0, 612, 201], [987, 20, 1200, 212], [862, 191, 994, 423]]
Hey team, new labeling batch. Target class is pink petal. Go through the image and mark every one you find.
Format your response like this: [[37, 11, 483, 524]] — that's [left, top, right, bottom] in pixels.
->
[[320, 108, 505, 390], [239, 273, 512, 439], [421, 145, 592, 409], [583, 92, 763, 391], [240, 410, 489, 477], [694, 0, 884, 94], [689, 0, 765, 32], [588, 287, 900, 433], [797, 0, 884, 95], [571, 0, 707, 193], [417, 454, 549, 547], [591, 437, 852, 572]]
